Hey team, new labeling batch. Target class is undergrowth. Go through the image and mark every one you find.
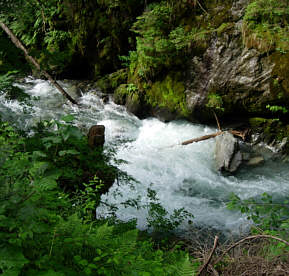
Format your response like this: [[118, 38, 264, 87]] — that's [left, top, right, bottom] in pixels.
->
[[0, 119, 198, 275]]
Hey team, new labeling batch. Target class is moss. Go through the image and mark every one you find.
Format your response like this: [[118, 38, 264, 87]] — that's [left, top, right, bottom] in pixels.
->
[[109, 69, 128, 90], [249, 117, 289, 147], [145, 73, 189, 117], [126, 92, 141, 114], [242, 0, 289, 54], [249, 117, 268, 129], [96, 69, 128, 94], [113, 84, 128, 105], [270, 52, 289, 96], [203, 0, 234, 28], [217, 22, 234, 35]]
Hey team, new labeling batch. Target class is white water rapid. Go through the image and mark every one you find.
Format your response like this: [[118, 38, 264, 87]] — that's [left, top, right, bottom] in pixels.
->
[[1, 78, 289, 236]]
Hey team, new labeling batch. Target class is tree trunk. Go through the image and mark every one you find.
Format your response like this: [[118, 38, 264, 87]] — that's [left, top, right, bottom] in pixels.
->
[[0, 21, 78, 105]]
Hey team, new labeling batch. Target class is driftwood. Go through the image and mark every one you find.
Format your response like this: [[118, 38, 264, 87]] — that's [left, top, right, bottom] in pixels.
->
[[0, 21, 78, 105], [181, 129, 248, 146]]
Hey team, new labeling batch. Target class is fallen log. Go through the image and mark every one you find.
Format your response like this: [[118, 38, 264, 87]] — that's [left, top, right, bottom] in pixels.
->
[[181, 131, 223, 145], [0, 21, 78, 105], [181, 129, 248, 146]]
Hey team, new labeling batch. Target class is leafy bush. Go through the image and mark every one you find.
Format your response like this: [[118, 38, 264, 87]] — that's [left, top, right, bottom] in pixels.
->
[[0, 119, 198, 275], [127, 1, 206, 81], [228, 193, 289, 256], [23, 115, 117, 192]]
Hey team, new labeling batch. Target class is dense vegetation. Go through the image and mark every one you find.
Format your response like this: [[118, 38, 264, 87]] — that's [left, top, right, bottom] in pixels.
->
[[0, 118, 197, 275], [0, 0, 289, 275]]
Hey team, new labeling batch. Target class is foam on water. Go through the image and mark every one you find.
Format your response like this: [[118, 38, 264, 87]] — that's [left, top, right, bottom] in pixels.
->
[[1, 78, 289, 235]]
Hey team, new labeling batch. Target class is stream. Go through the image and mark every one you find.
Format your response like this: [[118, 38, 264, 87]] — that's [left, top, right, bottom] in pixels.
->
[[1, 77, 289, 236]]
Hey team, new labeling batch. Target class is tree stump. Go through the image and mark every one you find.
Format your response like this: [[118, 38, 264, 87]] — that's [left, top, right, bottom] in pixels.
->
[[88, 125, 105, 148]]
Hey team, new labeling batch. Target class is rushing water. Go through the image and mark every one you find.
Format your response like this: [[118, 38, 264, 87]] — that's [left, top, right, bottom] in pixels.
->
[[1, 78, 289, 236]]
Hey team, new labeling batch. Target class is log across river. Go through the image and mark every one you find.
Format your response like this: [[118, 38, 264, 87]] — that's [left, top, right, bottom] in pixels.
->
[[1, 78, 289, 236]]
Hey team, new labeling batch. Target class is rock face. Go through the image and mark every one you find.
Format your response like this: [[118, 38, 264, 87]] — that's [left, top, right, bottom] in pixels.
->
[[215, 131, 242, 173], [184, 0, 287, 122]]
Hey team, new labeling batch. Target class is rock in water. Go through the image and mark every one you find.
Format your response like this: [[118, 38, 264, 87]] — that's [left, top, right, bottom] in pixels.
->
[[215, 131, 242, 173], [246, 156, 265, 166], [88, 125, 105, 148]]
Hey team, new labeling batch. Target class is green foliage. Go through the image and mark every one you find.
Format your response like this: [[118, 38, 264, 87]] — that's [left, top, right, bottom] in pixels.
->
[[146, 188, 193, 234], [206, 93, 224, 112], [24, 115, 116, 192], [0, 30, 30, 75], [228, 193, 289, 256], [228, 193, 289, 232], [266, 104, 288, 114], [243, 0, 289, 53], [0, 119, 198, 275], [127, 1, 206, 80], [1, 0, 145, 77]]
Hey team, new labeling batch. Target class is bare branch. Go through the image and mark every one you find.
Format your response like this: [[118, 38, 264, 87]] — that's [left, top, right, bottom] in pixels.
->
[[196, 236, 219, 276], [213, 234, 289, 267]]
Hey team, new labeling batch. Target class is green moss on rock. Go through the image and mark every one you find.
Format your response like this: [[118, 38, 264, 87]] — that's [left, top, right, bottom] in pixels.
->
[[270, 53, 289, 97], [249, 117, 268, 129], [249, 117, 289, 148], [145, 74, 188, 117], [96, 69, 128, 94], [113, 84, 128, 105]]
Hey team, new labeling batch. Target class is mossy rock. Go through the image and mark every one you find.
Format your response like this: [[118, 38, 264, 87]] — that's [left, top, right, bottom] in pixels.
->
[[249, 117, 268, 129], [96, 69, 128, 94], [113, 84, 128, 105], [126, 92, 141, 115], [249, 117, 289, 147], [145, 73, 189, 117], [270, 52, 289, 97]]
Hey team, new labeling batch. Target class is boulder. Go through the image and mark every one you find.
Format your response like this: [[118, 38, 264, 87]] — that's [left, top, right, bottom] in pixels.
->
[[215, 131, 242, 173]]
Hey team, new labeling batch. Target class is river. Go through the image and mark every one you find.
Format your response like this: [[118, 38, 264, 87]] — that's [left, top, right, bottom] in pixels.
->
[[1, 77, 289, 236]]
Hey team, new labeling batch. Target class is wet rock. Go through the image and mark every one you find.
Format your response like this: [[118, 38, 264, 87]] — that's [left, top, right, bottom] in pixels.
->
[[66, 85, 82, 98], [151, 106, 177, 122], [231, 0, 250, 21], [113, 84, 127, 105], [87, 125, 105, 148], [125, 93, 141, 115], [101, 95, 109, 104], [246, 156, 265, 166], [215, 131, 242, 173]]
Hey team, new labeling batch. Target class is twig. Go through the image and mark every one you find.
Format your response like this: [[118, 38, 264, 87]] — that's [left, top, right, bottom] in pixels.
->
[[196, 0, 208, 14], [196, 236, 219, 276], [209, 264, 220, 276], [213, 235, 289, 267], [213, 111, 221, 131]]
